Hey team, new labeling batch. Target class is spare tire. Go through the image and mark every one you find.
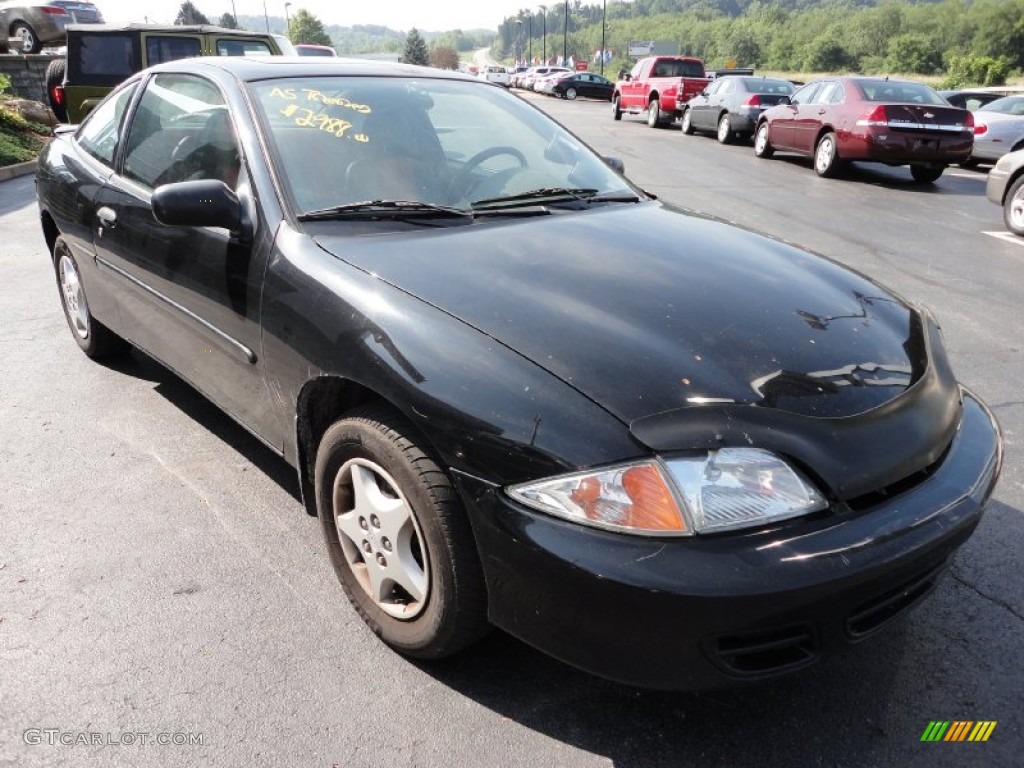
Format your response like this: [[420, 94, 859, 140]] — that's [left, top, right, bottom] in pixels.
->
[[45, 59, 68, 123]]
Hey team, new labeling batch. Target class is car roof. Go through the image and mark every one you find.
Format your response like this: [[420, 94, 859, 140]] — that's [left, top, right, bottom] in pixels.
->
[[65, 23, 271, 36], [145, 55, 480, 83]]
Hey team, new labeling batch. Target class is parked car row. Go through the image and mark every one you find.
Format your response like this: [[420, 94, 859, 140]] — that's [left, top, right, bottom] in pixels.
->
[[677, 75, 974, 184], [510, 65, 570, 91]]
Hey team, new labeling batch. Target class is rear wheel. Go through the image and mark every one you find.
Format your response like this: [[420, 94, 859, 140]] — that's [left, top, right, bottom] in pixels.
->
[[12, 22, 41, 54], [52, 236, 127, 360], [315, 404, 489, 658], [45, 59, 68, 123], [814, 132, 842, 178], [680, 108, 695, 135], [1003, 175, 1024, 237], [910, 164, 944, 184], [717, 114, 733, 144], [754, 122, 774, 158], [647, 97, 661, 128], [959, 157, 981, 169], [612, 94, 622, 121], [565, 87, 577, 101]]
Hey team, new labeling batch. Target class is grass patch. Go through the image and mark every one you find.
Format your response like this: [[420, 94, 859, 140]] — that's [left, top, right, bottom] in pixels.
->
[[0, 103, 49, 167]]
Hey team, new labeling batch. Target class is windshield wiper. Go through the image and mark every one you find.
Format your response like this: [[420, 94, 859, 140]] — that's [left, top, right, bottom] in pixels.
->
[[298, 200, 472, 221], [471, 187, 641, 210]]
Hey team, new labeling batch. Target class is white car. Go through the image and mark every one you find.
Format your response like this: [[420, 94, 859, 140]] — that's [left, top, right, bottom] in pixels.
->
[[522, 66, 571, 91], [478, 65, 510, 88]]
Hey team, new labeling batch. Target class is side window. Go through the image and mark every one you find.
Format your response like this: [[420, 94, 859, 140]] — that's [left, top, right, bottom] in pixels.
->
[[217, 39, 272, 56], [76, 83, 137, 167], [791, 82, 822, 105], [122, 73, 241, 190], [146, 36, 203, 65], [73, 34, 138, 81], [818, 82, 844, 105]]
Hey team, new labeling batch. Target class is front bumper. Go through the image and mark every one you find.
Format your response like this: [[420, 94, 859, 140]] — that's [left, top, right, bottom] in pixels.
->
[[986, 164, 1012, 205], [454, 391, 1001, 690]]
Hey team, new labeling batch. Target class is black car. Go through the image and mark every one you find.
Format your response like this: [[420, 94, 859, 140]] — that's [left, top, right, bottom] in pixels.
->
[[551, 71, 614, 101], [682, 75, 795, 143], [938, 89, 1004, 111], [35, 56, 1002, 690]]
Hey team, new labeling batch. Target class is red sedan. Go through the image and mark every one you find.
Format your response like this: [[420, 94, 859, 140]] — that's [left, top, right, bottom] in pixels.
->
[[753, 77, 974, 183]]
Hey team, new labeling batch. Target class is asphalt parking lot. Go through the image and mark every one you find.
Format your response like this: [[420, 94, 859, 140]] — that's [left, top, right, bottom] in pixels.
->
[[1, 89, 1021, 768]]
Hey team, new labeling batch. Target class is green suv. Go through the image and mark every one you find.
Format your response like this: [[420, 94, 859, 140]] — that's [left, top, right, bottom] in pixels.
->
[[47, 23, 292, 122]]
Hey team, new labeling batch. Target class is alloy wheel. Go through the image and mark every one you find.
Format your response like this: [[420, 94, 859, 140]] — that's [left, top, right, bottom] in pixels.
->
[[333, 458, 430, 620], [59, 254, 90, 339]]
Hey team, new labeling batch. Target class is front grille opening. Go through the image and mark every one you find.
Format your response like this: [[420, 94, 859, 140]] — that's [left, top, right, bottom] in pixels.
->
[[844, 448, 948, 512], [709, 624, 817, 677], [846, 563, 945, 639]]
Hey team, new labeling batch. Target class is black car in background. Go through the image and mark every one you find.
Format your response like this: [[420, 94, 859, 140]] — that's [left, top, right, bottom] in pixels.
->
[[551, 71, 614, 101], [939, 89, 1004, 111], [35, 56, 1002, 690], [682, 75, 795, 143]]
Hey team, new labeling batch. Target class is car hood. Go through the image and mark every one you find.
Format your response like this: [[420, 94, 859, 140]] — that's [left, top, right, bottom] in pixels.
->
[[314, 202, 929, 426]]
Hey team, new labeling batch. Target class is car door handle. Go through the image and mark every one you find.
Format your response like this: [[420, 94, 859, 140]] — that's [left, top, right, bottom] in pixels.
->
[[817, 109, 827, 115], [96, 206, 117, 228]]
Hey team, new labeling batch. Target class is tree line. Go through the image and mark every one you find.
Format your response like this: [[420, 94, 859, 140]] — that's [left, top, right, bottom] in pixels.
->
[[497, 0, 1024, 86]]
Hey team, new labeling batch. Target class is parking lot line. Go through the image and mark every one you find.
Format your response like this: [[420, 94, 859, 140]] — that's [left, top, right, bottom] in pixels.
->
[[982, 230, 1024, 247]]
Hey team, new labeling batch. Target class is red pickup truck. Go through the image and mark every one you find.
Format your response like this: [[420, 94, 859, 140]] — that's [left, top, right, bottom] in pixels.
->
[[613, 56, 710, 127]]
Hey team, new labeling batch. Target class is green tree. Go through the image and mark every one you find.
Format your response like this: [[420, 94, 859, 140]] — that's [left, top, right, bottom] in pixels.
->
[[884, 33, 941, 74], [174, 1, 210, 25], [289, 9, 332, 45], [218, 12, 237, 29], [941, 53, 1011, 88], [403, 28, 429, 66], [803, 35, 850, 72]]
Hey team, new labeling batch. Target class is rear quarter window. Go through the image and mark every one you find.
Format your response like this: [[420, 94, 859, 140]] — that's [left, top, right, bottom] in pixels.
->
[[217, 39, 273, 56], [70, 34, 140, 83]]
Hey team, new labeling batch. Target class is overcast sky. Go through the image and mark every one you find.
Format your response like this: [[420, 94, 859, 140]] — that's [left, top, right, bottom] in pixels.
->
[[96, 0, 538, 32]]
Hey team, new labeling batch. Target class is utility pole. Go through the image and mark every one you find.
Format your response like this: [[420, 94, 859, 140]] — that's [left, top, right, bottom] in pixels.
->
[[539, 5, 546, 64], [600, 0, 606, 75], [563, 1, 568, 66], [262, 0, 269, 32], [284, 2, 291, 39]]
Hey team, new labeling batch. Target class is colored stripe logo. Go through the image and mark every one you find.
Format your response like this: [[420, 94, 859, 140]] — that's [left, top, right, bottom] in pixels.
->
[[921, 721, 997, 742]]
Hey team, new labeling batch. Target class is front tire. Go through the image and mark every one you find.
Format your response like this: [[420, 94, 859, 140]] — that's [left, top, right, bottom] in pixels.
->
[[814, 132, 842, 178], [680, 108, 695, 135], [910, 164, 944, 184], [717, 114, 733, 144], [52, 236, 127, 359], [1003, 175, 1024, 237], [754, 122, 774, 158], [315, 405, 489, 658], [612, 94, 622, 121]]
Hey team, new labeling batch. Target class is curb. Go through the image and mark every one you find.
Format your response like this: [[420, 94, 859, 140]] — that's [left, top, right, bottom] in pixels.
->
[[0, 158, 38, 182]]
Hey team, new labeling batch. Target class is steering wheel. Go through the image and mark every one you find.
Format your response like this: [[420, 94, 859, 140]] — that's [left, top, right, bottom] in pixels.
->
[[446, 146, 528, 201]]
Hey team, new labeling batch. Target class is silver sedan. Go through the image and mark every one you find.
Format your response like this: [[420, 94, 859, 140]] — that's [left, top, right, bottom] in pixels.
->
[[971, 96, 1024, 163], [986, 148, 1024, 237], [0, 0, 102, 54]]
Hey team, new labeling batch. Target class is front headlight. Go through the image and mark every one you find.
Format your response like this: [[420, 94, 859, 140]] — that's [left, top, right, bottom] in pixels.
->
[[507, 448, 826, 536]]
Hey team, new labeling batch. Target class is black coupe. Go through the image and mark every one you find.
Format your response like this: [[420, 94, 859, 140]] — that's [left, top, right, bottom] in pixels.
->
[[35, 57, 1002, 690]]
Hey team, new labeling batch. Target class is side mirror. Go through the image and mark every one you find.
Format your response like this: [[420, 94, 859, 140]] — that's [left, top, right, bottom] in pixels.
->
[[623, 73, 632, 82], [152, 179, 247, 238], [603, 156, 625, 174], [779, 96, 792, 106]]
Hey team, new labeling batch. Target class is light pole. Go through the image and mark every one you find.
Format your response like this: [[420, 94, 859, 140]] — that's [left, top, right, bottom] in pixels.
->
[[527, 13, 532, 63], [538, 5, 546, 64], [230, 0, 237, 27], [600, 0, 606, 75], [514, 19, 523, 65], [562, 0, 568, 67], [284, 2, 291, 40], [262, 0, 269, 32]]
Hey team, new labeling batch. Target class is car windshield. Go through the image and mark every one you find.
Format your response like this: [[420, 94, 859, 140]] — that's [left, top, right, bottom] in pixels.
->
[[250, 76, 637, 216], [978, 96, 1024, 115], [856, 80, 946, 105]]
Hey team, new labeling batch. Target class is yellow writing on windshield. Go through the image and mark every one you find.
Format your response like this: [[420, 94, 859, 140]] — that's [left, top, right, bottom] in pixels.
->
[[280, 104, 356, 140], [268, 86, 371, 114]]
